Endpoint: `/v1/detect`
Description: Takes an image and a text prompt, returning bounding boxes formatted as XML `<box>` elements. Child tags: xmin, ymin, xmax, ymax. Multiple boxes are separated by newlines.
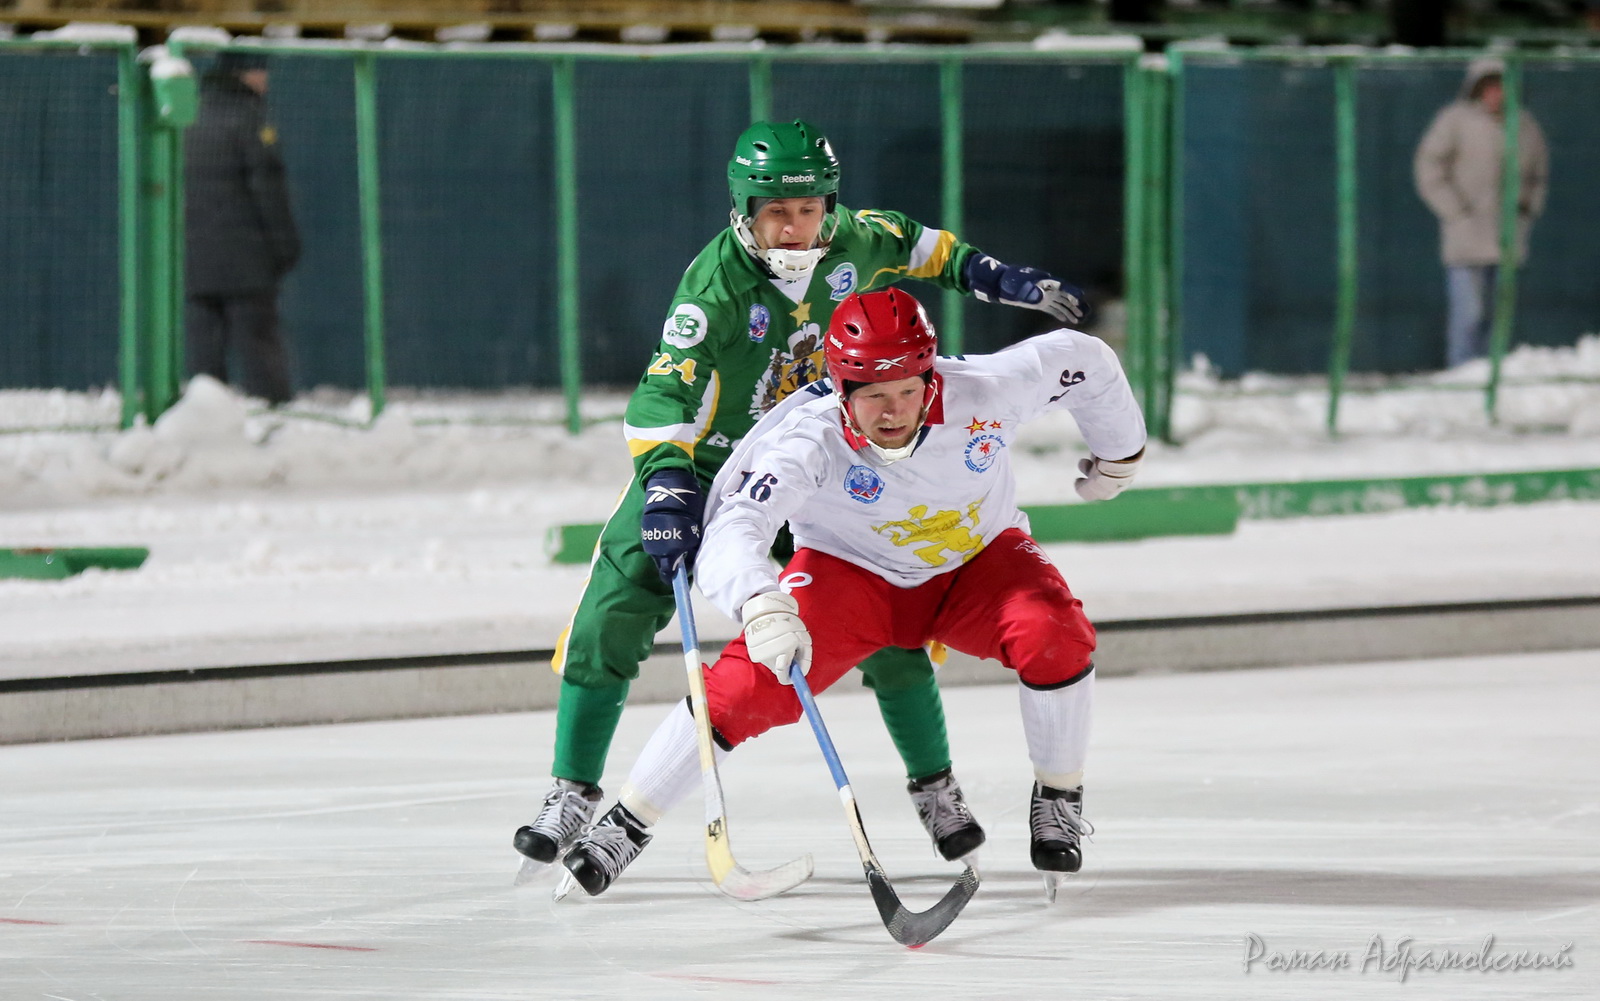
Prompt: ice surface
<box><xmin>2</xmin><ymin>651</ymin><xmax>1595</xmax><ymax>1000</ymax></box>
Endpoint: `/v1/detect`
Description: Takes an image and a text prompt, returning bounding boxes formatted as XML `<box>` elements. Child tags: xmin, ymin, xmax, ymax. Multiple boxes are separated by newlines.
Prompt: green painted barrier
<box><xmin>545</xmin><ymin>523</ymin><xmax>603</xmax><ymax>565</ymax></box>
<box><xmin>1</xmin><ymin>547</ymin><xmax>149</xmax><ymax>580</ymax></box>
<box><xmin>1225</xmin><ymin>466</ymin><xmax>1600</xmax><ymax>520</ymax></box>
<box><xmin>543</xmin><ymin>466</ymin><xmax>1600</xmax><ymax>565</ymax></box>
<box><xmin>1025</xmin><ymin>492</ymin><xmax>1239</xmax><ymax>544</ymax></box>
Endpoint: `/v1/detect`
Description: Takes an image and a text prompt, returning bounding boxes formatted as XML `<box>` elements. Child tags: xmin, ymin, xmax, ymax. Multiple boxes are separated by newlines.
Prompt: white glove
<box><xmin>741</xmin><ymin>590</ymin><xmax>812</xmax><ymax>685</ymax></box>
<box><xmin>1074</xmin><ymin>449</ymin><xmax>1143</xmax><ymax>501</ymax></box>
<box><xmin>1027</xmin><ymin>278</ymin><xmax>1088</xmax><ymax>326</ymax></box>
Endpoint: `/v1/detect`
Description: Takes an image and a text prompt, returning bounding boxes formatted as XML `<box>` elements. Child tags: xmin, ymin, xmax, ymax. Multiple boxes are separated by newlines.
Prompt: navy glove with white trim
<box><xmin>963</xmin><ymin>253</ymin><xmax>1087</xmax><ymax>326</ymax></box>
<box><xmin>640</xmin><ymin>468</ymin><xmax>704</xmax><ymax>583</ymax></box>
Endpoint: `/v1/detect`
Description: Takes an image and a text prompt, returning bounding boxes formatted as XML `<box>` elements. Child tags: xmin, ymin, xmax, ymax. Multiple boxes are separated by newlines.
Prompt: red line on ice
<box><xmin>0</xmin><ymin>918</ymin><xmax>61</xmax><ymax>925</ymax></box>
<box><xmin>244</xmin><ymin>939</ymin><xmax>379</xmax><ymax>952</ymax></box>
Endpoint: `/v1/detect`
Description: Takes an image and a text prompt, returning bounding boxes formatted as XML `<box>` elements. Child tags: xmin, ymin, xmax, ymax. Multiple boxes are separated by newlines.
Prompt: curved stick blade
<box><xmin>713</xmin><ymin>845</ymin><xmax>816</xmax><ymax>901</ymax></box>
<box><xmin>865</xmin><ymin>862</ymin><xmax>980</xmax><ymax>948</ymax></box>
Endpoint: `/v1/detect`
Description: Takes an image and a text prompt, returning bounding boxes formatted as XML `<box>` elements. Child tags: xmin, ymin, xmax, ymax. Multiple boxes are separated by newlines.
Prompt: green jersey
<box><xmin>623</xmin><ymin>205</ymin><xmax>976</xmax><ymax>483</ymax></box>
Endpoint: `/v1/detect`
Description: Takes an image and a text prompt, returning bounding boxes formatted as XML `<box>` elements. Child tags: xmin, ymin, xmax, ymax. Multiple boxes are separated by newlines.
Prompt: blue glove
<box><xmin>963</xmin><ymin>253</ymin><xmax>1087</xmax><ymax>326</ymax></box>
<box><xmin>640</xmin><ymin>468</ymin><xmax>705</xmax><ymax>583</ymax></box>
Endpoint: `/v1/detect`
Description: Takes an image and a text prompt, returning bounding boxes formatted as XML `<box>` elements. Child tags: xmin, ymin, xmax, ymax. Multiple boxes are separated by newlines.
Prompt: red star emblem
<box><xmin>964</xmin><ymin>417</ymin><xmax>986</xmax><ymax>434</ymax></box>
<box><xmin>988</xmin><ymin>420</ymin><xmax>1003</xmax><ymax>430</ymax></box>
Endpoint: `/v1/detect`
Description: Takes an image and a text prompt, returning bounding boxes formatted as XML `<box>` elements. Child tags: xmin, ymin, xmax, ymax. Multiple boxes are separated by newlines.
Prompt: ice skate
<box><xmin>908</xmin><ymin>767</ymin><xmax>987</xmax><ymax>863</ymax></box>
<box><xmin>512</xmin><ymin>778</ymin><xmax>602</xmax><ymax>884</ymax></box>
<box><xmin>1030</xmin><ymin>782</ymin><xmax>1092</xmax><ymax>902</ymax></box>
<box><xmin>556</xmin><ymin>803</ymin><xmax>653</xmax><ymax>898</ymax></box>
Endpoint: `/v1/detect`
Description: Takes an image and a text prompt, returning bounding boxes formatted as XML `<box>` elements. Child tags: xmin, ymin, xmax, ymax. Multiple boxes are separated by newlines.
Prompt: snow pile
<box><xmin>3</xmin><ymin>336</ymin><xmax>1599</xmax><ymax>510</ymax></box>
<box><xmin>0</xmin><ymin>376</ymin><xmax>635</xmax><ymax>508</ymax></box>
<box><xmin>1167</xmin><ymin>334</ymin><xmax>1600</xmax><ymax>445</ymax></box>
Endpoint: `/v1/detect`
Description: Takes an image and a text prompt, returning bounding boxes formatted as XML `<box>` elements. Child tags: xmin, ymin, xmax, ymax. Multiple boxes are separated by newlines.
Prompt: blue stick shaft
<box><xmin>670</xmin><ymin>566</ymin><xmax>698</xmax><ymax>654</ymax></box>
<box><xmin>791</xmin><ymin>664</ymin><xmax>851</xmax><ymax>792</ymax></box>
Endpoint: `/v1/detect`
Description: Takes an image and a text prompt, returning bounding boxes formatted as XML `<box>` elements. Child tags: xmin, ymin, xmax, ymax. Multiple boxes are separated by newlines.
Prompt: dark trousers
<box><xmin>185</xmin><ymin>292</ymin><xmax>292</xmax><ymax>405</ymax></box>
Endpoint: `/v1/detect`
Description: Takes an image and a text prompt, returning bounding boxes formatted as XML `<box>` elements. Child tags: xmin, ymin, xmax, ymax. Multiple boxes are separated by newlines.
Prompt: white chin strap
<box><xmin>867</xmin><ymin>438</ymin><xmax>918</xmax><ymax>464</ymax></box>
<box><xmin>732</xmin><ymin>210</ymin><xmax>838</xmax><ymax>278</ymax></box>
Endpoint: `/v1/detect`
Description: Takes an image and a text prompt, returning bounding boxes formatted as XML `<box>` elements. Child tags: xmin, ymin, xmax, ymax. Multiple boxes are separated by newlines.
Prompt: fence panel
<box><xmin>574</xmin><ymin>58</ymin><xmax>750</xmax><ymax>387</ymax></box>
<box><xmin>1178</xmin><ymin>49</ymin><xmax>1600</xmax><ymax>380</ymax></box>
<box><xmin>0</xmin><ymin>46</ymin><xmax>123</xmax><ymax>391</ymax></box>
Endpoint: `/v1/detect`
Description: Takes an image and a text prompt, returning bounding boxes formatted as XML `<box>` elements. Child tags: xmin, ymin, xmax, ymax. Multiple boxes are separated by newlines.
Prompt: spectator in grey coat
<box><xmin>184</xmin><ymin>51</ymin><xmax>300</xmax><ymax>404</ymax></box>
<box><xmin>1413</xmin><ymin>57</ymin><xmax>1549</xmax><ymax>369</ymax></box>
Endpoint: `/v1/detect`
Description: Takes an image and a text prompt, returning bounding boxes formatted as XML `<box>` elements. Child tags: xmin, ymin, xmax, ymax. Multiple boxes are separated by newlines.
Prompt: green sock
<box><xmin>550</xmin><ymin>678</ymin><xmax>630</xmax><ymax>787</ymax></box>
<box><xmin>860</xmin><ymin>647</ymin><xmax>952</xmax><ymax>782</ymax></box>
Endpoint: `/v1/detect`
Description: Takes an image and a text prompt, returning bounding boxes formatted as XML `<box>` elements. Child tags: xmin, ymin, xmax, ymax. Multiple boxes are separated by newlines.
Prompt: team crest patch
<box><xmin>663</xmin><ymin>303</ymin><xmax>709</xmax><ymax>350</ymax></box>
<box><xmin>748</xmin><ymin>303</ymin><xmax>770</xmax><ymax>342</ymax></box>
<box><xmin>825</xmin><ymin>263</ymin><xmax>858</xmax><ymax>301</ymax></box>
<box><xmin>964</xmin><ymin>434</ymin><xmax>1006</xmax><ymax>473</ymax></box>
<box><xmin>844</xmin><ymin>464</ymin><xmax>885</xmax><ymax>504</ymax></box>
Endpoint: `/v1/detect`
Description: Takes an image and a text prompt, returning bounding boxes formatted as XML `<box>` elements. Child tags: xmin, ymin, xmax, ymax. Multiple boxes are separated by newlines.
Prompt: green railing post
<box><xmin>1122</xmin><ymin>59</ymin><xmax>1149</xmax><ymax>408</ymax></box>
<box><xmin>748</xmin><ymin>54</ymin><xmax>772</xmax><ymax>122</ymax></box>
<box><xmin>553</xmin><ymin>57</ymin><xmax>582</xmax><ymax>434</ymax></box>
<box><xmin>137</xmin><ymin>88</ymin><xmax>182</xmax><ymax>421</ymax></box>
<box><xmin>1486</xmin><ymin>52</ymin><xmax>1523</xmax><ymax>423</ymax></box>
<box><xmin>1163</xmin><ymin>48</ymin><xmax>1187</xmax><ymax>445</ymax></box>
<box><xmin>939</xmin><ymin>56</ymin><xmax>964</xmax><ymax>355</ymax></box>
<box><xmin>116</xmin><ymin>46</ymin><xmax>142</xmax><ymax>428</ymax></box>
<box><xmin>1326</xmin><ymin>57</ymin><xmax>1359</xmax><ymax>437</ymax></box>
<box><xmin>1145</xmin><ymin>58</ymin><xmax>1174</xmax><ymax>442</ymax></box>
<box><xmin>353</xmin><ymin>51</ymin><xmax>388</xmax><ymax>420</ymax></box>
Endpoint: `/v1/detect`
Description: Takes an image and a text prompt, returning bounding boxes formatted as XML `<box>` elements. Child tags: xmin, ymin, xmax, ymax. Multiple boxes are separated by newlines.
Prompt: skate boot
<box><xmin>513</xmin><ymin>778</ymin><xmax>603</xmax><ymax>864</ymax></box>
<box><xmin>908</xmin><ymin>767</ymin><xmax>987</xmax><ymax>862</ymax></box>
<box><xmin>557</xmin><ymin>803</ymin><xmax>653</xmax><ymax>898</ymax></box>
<box><xmin>1029</xmin><ymin>782</ymin><xmax>1092</xmax><ymax>902</ymax></box>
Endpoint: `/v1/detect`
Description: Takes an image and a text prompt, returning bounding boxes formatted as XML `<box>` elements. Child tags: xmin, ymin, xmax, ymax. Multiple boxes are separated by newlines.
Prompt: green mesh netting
<box><xmin>1179</xmin><ymin>54</ymin><xmax>1600</xmax><ymax>377</ymax></box>
<box><xmin>0</xmin><ymin>48</ymin><xmax>121</xmax><ymax>390</ymax></box>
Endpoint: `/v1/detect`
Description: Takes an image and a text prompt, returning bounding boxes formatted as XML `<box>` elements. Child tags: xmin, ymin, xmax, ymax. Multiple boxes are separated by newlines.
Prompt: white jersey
<box><xmin>697</xmin><ymin>329</ymin><xmax>1147</xmax><ymax>621</ymax></box>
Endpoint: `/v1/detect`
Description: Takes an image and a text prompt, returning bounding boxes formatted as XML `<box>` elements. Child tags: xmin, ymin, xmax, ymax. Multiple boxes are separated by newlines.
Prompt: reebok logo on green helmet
<box><xmin>727</xmin><ymin>119</ymin><xmax>841</xmax><ymax>216</ymax></box>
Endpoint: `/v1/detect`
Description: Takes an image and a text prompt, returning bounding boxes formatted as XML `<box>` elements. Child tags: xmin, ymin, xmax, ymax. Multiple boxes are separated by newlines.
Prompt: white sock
<box><xmin>618</xmin><ymin>699</ymin><xmax>726</xmax><ymax>827</ymax></box>
<box><xmin>1018</xmin><ymin>673</ymin><xmax>1093</xmax><ymax>790</ymax></box>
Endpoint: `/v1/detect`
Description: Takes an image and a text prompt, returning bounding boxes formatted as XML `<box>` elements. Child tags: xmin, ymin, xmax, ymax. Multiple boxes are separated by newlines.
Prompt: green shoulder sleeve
<box><xmin>842</xmin><ymin>207</ymin><xmax>978</xmax><ymax>294</ymax></box>
<box><xmin>623</xmin><ymin>290</ymin><xmax>736</xmax><ymax>483</ymax></box>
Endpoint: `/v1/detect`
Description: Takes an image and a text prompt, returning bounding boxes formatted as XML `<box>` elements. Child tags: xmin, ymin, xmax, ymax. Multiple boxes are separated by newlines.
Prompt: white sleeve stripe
<box><xmin>624</xmin><ymin>420</ymin><xmax>699</xmax><ymax>442</ymax></box>
<box><xmin>907</xmin><ymin>226</ymin><xmax>945</xmax><ymax>274</ymax></box>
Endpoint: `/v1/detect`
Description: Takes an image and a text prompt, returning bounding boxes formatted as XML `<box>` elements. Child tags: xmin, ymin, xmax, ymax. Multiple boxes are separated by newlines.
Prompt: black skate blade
<box><xmin>866</xmin><ymin>862</ymin><xmax>979</xmax><ymax>948</ymax></box>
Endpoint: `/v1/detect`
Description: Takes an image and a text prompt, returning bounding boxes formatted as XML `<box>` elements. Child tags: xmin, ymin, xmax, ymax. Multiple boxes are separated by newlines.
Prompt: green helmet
<box><xmin>727</xmin><ymin>119</ymin><xmax>841</xmax><ymax>217</ymax></box>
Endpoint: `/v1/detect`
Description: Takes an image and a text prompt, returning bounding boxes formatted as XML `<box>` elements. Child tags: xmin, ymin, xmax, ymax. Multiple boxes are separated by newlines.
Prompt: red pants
<box><xmin>703</xmin><ymin>528</ymin><xmax>1096</xmax><ymax>746</ymax></box>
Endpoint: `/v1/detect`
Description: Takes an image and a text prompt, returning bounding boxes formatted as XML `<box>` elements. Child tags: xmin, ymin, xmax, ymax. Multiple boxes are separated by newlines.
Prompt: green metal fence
<box><xmin>4</xmin><ymin>37</ymin><xmax>1597</xmax><ymax>440</ymax></box>
<box><xmin>1171</xmin><ymin>44</ymin><xmax>1600</xmax><ymax>432</ymax></box>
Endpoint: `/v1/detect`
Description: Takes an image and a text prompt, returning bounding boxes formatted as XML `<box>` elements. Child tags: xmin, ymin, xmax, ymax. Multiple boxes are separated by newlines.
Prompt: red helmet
<box><xmin>825</xmin><ymin>289</ymin><xmax>937</xmax><ymax>387</ymax></box>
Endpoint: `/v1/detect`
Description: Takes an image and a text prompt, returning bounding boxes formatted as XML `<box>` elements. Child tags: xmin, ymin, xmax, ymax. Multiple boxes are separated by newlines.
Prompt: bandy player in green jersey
<box><xmin>514</xmin><ymin>120</ymin><xmax>1088</xmax><ymax>870</ymax></box>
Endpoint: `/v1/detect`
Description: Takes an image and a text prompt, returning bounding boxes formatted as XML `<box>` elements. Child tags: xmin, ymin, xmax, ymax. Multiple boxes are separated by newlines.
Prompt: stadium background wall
<box><xmin>1</xmin><ymin>41</ymin><xmax>1596</xmax><ymax>427</ymax></box>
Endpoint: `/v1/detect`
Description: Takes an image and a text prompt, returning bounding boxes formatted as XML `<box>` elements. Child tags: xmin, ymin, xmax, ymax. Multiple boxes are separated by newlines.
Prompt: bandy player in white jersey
<box><xmin>556</xmin><ymin>287</ymin><xmax>1147</xmax><ymax>898</ymax></box>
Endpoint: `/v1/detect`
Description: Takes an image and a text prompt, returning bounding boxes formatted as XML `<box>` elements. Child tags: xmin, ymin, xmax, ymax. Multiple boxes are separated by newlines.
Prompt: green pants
<box><xmin>550</xmin><ymin>476</ymin><xmax>951</xmax><ymax>786</ymax></box>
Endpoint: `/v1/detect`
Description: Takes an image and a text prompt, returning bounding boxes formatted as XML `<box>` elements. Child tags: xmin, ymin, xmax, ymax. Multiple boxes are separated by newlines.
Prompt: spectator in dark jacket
<box><xmin>185</xmin><ymin>51</ymin><xmax>299</xmax><ymax>404</ymax></box>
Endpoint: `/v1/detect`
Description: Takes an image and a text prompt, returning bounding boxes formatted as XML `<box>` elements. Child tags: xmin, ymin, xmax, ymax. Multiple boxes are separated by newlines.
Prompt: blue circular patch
<box><xmin>748</xmin><ymin>303</ymin><xmax>771</xmax><ymax>342</ymax></box>
<box><xmin>844</xmin><ymin>463</ymin><xmax>885</xmax><ymax>504</ymax></box>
